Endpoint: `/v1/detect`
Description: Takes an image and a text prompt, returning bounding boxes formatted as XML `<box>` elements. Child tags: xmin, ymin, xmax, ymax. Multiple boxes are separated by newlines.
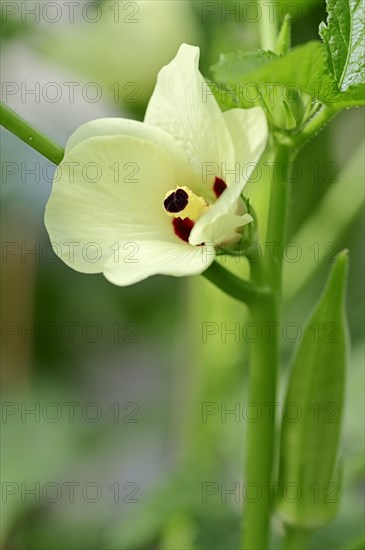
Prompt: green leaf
<box><xmin>276</xmin><ymin>252</ymin><xmax>349</xmax><ymax>528</ymax></box>
<box><xmin>212</xmin><ymin>42</ymin><xmax>364</xmax><ymax>116</ymax></box>
<box><xmin>212</xmin><ymin>46</ymin><xmax>317</xmax><ymax>128</ymax></box>
<box><xmin>319</xmin><ymin>0</ymin><xmax>365</xmax><ymax>91</ymax></box>
<box><xmin>213</xmin><ymin>42</ymin><xmax>358</xmax><ymax>103</ymax></box>
<box><xmin>214</xmin><ymin>49</ymin><xmax>279</xmax><ymax>76</ymax></box>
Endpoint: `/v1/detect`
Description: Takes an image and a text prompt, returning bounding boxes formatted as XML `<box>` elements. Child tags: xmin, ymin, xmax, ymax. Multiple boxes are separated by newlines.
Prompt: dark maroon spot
<box><xmin>164</xmin><ymin>188</ymin><xmax>189</xmax><ymax>213</ymax></box>
<box><xmin>172</xmin><ymin>217</ymin><xmax>194</xmax><ymax>243</ymax></box>
<box><xmin>213</xmin><ymin>177</ymin><xmax>227</xmax><ymax>198</ymax></box>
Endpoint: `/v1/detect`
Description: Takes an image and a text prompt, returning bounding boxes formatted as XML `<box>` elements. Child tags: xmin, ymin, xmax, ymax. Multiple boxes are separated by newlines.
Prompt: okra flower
<box><xmin>45</xmin><ymin>44</ymin><xmax>268</xmax><ymax>286</ymax></box>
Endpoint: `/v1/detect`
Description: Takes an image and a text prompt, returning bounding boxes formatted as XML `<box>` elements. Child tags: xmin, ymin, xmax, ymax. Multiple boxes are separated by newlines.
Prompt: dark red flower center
<box><xmin>213</xmin><ymin>177</ymin><xmax>227</xmax><ymax>198</ymax></box>
<box><xmin>172</xmin><ymin>217</ymin><xmax>194</xmax><ymax>243</ymax></box>
<box><xmin>163</xmin><ymin>183</ymin><xmax>225</xmax><ymax>244</ymax></box>
<box><xmin>163</xmin><ymin>188</ymin><xmax>189</xmax><ymax>213</ymax></box>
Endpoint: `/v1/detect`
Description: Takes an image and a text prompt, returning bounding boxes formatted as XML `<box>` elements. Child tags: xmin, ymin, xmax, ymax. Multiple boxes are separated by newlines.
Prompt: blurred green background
<box><xmin>1</xmin><ymin>1</ymin><xmax>364</xmax><ymax>549</ymax></box>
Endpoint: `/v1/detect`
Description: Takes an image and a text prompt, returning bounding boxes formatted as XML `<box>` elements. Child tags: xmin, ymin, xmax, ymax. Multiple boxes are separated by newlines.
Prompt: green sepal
<box><xmin>276</xmin><ymin>251</ymin><xmax>349</xmax><ymax>528</ymax></box>
<box><xmin>276</xmin><ymin>14</ymin><xmax>292</xmax><ymax>55</ymax></box>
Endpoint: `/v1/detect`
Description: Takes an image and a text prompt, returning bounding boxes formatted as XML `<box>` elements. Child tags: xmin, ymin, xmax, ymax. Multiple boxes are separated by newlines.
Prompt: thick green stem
<box><xmin>203</xmin><ymin>261</ymin><xmax>267</xmax><ymax>305</ymax></box>
<box><xmin>241</xmin><ymin>293</ymin><xmax>278</xmax><ymax>550</ymax></box>
<box><xmin>263</xmin><ymin>145</ymin><xmax>295</xmax><ymax>289</ymax></box>
<box><xmin>283</xmin><ymin>526</ymin><xmax>311</xmax><ymax>550</ymax></box>
<box><xmin>242</xmin><ymin>145</ymin><xmax>296</xmax><ymax>550</ymax></box>
<box><xmin>0</xmin><ymin>102</ymin><xmax>64</xmax><ymax>165</ymax></box>
<box><xmin>258</xmin><ymin>0</ymin><xmax>278</xmax><ymax>51</ymax></box>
